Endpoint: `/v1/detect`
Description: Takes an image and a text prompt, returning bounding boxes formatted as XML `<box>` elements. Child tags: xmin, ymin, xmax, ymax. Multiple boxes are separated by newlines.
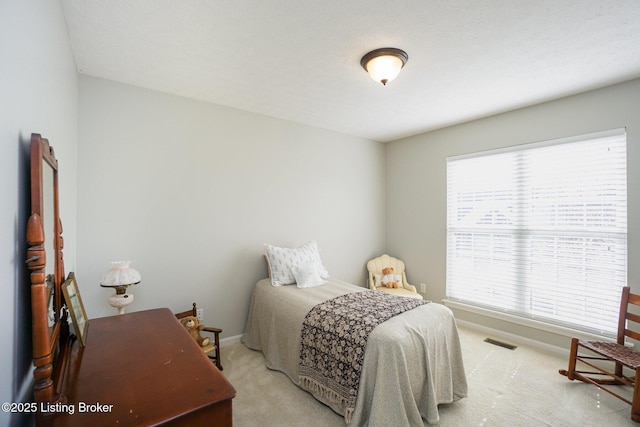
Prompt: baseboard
<box><xmin>456</xmin><ymin>319</ymin><xmax>569</xmax><ymax>358</ymax></box>
<box><xmin>220</xmin><ymin>324</ymin><xmax>569</xmax><ymax>357</ymax></box>
<box><xmin>221</xmin><ymin>324</ymin><xmax>569</xmax><ymax>358</ymax></box>
<box><xmin>220</xmin><ymin>334</ymin><xmax>243</xmax><ymax>347</ymax></box>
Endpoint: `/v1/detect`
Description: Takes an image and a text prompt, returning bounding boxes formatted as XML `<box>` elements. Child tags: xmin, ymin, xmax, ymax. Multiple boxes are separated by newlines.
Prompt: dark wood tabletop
<box><xmin>42</xmin><ymin>308</ymin><xmax>235</xmax><ymax>426</ymax></box>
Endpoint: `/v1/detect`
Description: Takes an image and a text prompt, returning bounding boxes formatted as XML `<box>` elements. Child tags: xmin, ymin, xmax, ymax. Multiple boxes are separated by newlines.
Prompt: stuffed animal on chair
<box><xmin>180</xmin><ymin>316</ymin><xmax>210</xmax><ymax>348</ymax></box>
<box><xmin>381</xmin><ymin>267</ymin><xmax>401</xmax><ymax>289</ymax></box>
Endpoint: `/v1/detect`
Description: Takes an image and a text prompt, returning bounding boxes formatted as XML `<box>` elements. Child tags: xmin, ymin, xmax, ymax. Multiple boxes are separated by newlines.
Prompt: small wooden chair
<box><xmin>559</xmin><ymin>286</ymin><xmax>640</xmax><ymax>422</ymax></box>
<box><xmin>366</xmin><ymin>254</ymin><xmax>423</xmax><ymax>299</ymax></box>
<box><xmin>175</xmin><ymin>303</ymin><xmax>223</xmax><ymax>370</ymax></box>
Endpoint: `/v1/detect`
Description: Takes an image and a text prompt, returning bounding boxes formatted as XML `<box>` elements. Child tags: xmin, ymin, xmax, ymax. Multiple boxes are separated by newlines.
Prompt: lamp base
<box><xmin>108</xmin><ymin>292</ymin><xmax>134</xmax><ymax>315</ymax></box>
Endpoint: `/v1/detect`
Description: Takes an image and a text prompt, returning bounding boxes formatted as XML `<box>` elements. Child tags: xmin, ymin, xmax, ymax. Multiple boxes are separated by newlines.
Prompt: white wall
<box><xmin>4</xmin><ymin>1</ymin><xmax>639</xmax><ymax>413</ymax></box>
<box><xmin>386</xmin><ymin>78</ymin><xmax>640</xmax><ymax>348</ymax></box>
<box><xmin>0</xmin><ymin>0</ymin><xmax>78</xmax><ymax>425</ymax></box>
<box><xmin>76</xmin><ymin>76</ymin><xmax>386</xmax><ymax>337</ymax></box>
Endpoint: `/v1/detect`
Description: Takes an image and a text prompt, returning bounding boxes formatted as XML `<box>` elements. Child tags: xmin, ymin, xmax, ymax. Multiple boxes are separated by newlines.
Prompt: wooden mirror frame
<box><xmin>26</xmin><ymin>133</ymin><xmax>69</xmax><ymax>405</ymax></box>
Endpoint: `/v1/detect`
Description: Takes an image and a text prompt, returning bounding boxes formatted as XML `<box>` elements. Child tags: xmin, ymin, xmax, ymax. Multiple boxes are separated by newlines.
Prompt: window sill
<box><xmin>442</xmin><ymin>299</ymin><xmax>615</xmax><ymax>343</ymax></box>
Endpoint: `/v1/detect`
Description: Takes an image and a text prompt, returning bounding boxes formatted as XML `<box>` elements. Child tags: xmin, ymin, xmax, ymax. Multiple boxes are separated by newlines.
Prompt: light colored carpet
<box><xmin>220</xmin><ymin>326</ymin><xmax>636</xmax><ymax>426</ymax></box>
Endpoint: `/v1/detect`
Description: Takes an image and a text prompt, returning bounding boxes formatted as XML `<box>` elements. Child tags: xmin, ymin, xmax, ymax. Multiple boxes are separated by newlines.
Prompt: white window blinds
<box><xmin>446</xmin><ymin>129</ymin><xmax>627</xmax><ymax>337</ymax></box>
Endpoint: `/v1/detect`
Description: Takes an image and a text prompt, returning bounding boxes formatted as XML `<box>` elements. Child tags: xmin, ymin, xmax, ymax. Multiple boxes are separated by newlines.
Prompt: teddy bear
<box><xmin>381</xmin><ymin>267</ymin><xmax>401</xmax><ymax>289</ymax></box>
<box><xmin>180</xmin><ymin>315</ymin><xmax>210</xmax><ymax>348</ymax></box>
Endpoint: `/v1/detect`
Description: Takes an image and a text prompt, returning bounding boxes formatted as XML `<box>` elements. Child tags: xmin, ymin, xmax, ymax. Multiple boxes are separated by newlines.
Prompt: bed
<box><xmin>242</xmin><ymin>276</ymin><xmax>468</xmax><ymax>426</ymax></box>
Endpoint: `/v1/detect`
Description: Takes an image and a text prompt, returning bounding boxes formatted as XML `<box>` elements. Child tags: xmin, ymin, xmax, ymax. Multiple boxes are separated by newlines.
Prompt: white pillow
<box><xmin>293</xmin><ymin>261</ymin><xmax>327</xmax><ymax>288</ymax></box>
<box><xmin>264</xmin><ymin>240</ymin><xmax>328</xmax><ymax>286</ymax></box>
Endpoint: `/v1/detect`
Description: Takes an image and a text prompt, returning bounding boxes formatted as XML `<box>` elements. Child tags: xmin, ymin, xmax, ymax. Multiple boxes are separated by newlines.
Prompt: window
<box><xmin>446</xmin><ymin>129</ymin><xmax>627</xmax><ymax>337</ymax></box>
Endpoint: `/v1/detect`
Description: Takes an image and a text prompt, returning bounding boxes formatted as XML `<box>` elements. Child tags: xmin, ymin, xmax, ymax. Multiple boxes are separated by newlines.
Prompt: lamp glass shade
<box><xmin>364</xmin><ymin>54</ymin><xmax>404</xmax><ymax>85</ymax></box>
<box><xmin>99</xmin><ymin>261</ymin><xmax>141</xmax><ymax>287</ymax></box>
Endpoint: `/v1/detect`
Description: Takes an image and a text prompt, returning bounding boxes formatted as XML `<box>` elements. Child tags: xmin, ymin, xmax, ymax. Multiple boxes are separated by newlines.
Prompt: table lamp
<box><xmin>99</xmin><ymin>261</ymin><xmax>141</xmax><ymax>314</ymax></box>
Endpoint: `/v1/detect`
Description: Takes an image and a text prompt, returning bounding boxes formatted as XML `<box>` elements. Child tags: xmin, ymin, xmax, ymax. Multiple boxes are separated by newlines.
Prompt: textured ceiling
<box><xmin>61</xmin><ymin>0</ymin><xmax>640</xmax><ymax>142</ymax></box>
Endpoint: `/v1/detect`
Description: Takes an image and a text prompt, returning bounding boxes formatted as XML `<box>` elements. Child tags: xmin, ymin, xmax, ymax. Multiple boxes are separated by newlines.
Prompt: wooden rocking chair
<box><xmin>175</xmin><ymin>302</ymin><xmax>223</xmax><ymax>370</ymax></box>
<box><xmin>559</xmin><ymin>286</ymin><xmax>640</xmax><ymax>423</ymax></box>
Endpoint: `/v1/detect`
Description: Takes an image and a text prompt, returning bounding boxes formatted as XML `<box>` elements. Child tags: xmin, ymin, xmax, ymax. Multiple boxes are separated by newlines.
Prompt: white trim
<box><xmin>220</xmin><ymin>334</ymin><xmax>243</xmax><ymax>347</ymax></box>
<box><xmin>455</xmin><ymin>318</ymin><xmax>568</xmax><ymax>358</ymax></box>
<box><xmin>447</xmin><ymin>127</ymin><xmax>626</xmax><ymax>161</ymax></box>
<box><xmin>444</xmin><ymin>299</ymin><xmax>617</xmax><ymax>343</ymax></box>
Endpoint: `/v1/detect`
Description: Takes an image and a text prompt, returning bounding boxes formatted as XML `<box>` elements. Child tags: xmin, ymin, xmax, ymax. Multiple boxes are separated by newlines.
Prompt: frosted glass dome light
<box><xmin>361</xmin><ymin>48</ymin><xmax>408</xmax><ymax>85</ymax></box>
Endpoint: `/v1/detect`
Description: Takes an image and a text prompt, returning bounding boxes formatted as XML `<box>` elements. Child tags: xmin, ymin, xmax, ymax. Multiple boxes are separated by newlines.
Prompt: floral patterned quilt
<box><xmin>298</xmin><ymin>291</ymin><xmax>427</xmax><ymax>423</ymax></box>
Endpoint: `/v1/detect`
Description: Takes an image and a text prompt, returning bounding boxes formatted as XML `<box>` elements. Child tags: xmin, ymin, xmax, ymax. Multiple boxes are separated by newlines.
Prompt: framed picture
<box><xmin>62</xmin><ymin>272</ymin><xmax>88</xmax><ymax>346</ymax></box>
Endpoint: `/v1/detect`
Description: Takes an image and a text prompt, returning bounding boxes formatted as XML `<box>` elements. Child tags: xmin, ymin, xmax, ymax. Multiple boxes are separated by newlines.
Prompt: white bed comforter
<box><xmin>241</xmin><ymin>277</ymin><xmax>467</xmax><ymax>426</ymax></box>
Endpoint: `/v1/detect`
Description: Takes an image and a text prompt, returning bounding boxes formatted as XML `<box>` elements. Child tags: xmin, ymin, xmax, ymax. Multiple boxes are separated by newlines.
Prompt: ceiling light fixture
<box><xmin>360</xmin><ymin>47</ymin><xmax>408</xmax><ymax>86</ymax></box>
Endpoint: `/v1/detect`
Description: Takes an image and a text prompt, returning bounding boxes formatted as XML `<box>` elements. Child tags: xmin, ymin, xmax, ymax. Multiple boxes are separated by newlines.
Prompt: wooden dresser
<box><xmin>41</xmin><ymin>308</ymin><xmax>236</xmax><ymax>426</ymax></box>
